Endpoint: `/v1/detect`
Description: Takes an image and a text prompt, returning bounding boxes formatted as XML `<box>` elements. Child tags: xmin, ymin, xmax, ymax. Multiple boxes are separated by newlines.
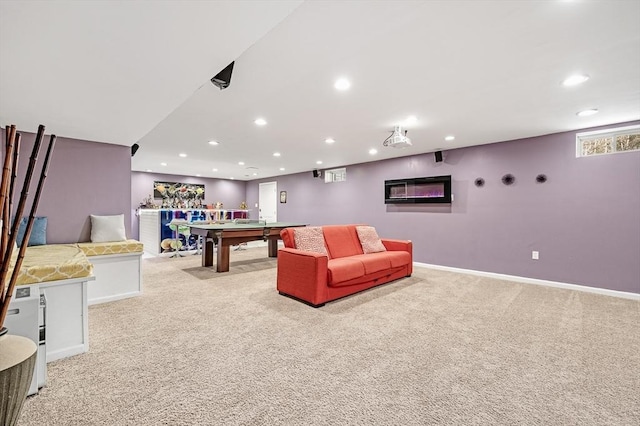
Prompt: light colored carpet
<box><xmin>18</xmin><ymin>247</ymin><xmax>640</xmax><ymax>425</ymax></box>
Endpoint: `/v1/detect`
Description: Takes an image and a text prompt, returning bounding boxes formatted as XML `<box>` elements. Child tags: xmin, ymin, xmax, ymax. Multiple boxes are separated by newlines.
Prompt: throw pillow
<box><xmin>16</xmin><ymin>216</ymin><xmax>47</xmax><ymax>247</ymax></box>
<box><xmin>293</xmin><ymin>227</ymin><xmax>328</xmax><ymax>256</ymax></box>
<box><xmin>90</xmin><ymin>214</ymin><xmax>127</xmax><ymax>243</ymax></box>
<box><xmin>356</xmin><ymin>225</ymin><xmax>387</xmax><ymax>254</ymax></box>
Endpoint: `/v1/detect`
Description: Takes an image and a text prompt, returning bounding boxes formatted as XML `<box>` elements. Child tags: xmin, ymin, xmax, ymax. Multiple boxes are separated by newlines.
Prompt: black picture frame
<box><xmin>280</xmin><ymin>191</ymin><xmax>287</xmax><ymax>203</ymax></box>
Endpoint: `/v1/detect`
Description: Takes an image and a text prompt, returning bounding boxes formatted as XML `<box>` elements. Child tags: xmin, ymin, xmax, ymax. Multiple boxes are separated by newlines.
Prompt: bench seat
<box><xmin>77</xmin><ymin>240</ymin><xmax>144</xmax><ymax>305</ymax></box>
<box><xmin>13</xmin><ymin>244</ymin><xmax>93</xmax><ymax>285</ymax></box>
<box><xmin>10</xmin><ymin>244</ymin><xmax>94</xmax><ymax>362</ymax></box>
<box><xmin>77</xmin><ymin>239</ymin><xmax>144</xmax><ymax>256</ymax></box>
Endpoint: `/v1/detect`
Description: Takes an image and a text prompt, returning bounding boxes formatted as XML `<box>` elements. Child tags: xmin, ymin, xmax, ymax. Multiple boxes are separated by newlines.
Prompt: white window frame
<box><xmin>576</xmin><ymin>124</ymin><xmax>640</xmax><ymax>158</ymax></box>
<box><xmin>324</xmin><ymin>167</ymin><xmax>346</xmax><ymax>183</ymax></box>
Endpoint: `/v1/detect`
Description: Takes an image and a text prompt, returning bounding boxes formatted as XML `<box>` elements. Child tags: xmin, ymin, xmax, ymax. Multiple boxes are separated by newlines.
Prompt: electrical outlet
<box><xmin>532</xmin><ymin>251</ymin><xmax>539</xmax><ymax>260</ymax></box>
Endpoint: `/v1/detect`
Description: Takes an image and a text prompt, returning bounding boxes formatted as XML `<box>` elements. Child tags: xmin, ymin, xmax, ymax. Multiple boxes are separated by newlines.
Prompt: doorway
<box><xmin>258</xmin><ymin>181</ymin><xmax>277</xmax><ymax>222</ymax></box>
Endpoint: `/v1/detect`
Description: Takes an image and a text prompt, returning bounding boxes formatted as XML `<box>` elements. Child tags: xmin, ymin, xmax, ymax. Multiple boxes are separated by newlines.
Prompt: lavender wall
<box><xmin>1</xmin><ymin>130</ymin><xmax>131</xmax><ymax>243</ymax></box>
<box><xmin>247</xmin><ymin>122</ymin><xmax>640</xmax><ymax>294</ymax></box>
<box><xmin>130</xmin><ymin>171</ymin><xmax>247</xmax><ymax>239</ymax></box>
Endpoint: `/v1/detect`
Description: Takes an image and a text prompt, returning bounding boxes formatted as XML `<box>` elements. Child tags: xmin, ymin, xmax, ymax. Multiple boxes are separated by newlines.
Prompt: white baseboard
<box><xmin>46</xmin><ymin>343</ymin><xmax>88</xmax><ymax>363</ymax></box>
<box><xmin>88</xmin><ymin>291</ymin><xmax>141</xmax><ymax>306</ymax></box>
<box><xmin>413</xmin><ymin>262</ymin><xmax>640</xmax><ymax>301</ymax></box>
<box><xmin>245</xmin><ymin>240</ymin><xmax>270</xmax><ymax>248</ymax></box>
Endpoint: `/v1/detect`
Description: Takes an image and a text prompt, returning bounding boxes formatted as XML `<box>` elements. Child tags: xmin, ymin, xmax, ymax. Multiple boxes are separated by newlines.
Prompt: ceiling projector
<box><xmin>383</xmin><ymin>126</ymin><xmax>412</xmax><ymax>148</ymax></box>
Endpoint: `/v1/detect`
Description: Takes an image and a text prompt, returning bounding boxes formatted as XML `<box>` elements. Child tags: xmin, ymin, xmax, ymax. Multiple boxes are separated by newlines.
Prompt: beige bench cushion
<box><xmin>77</xmin><ymin>239</ymin><xmax>143</xmax><ymax>256</ymax></box>
<box><xmin>13</xmin><ymin>244</ymin><xmax>93</xmax><ymax>285</ymax></box>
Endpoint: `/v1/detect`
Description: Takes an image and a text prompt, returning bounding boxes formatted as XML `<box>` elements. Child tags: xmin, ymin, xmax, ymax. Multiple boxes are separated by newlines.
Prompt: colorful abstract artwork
<box><xmin>154</xmin><ymin>181</ymin><xmax>205</xmax><ymax>208</ymax></box>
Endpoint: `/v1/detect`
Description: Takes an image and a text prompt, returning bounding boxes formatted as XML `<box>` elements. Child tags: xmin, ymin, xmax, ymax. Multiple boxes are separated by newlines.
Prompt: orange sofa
<box><xmin>277</xmin><ymin>225</ymin><xmax>413</xmax><ymax>307</ymax></box>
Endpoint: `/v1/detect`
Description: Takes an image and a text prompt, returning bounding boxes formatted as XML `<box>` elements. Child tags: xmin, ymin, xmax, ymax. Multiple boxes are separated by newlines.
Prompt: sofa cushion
<box><xmin>351</xmin><ymin>253</ymin><xmax>392</xmax><ymax>274</ymax></box>
<box><xmin>385</xmin><ymin>250</ymin><xmax>412</xmax><ymax>268</ymax></box>
<box><xmin>293</xmin><ymin>227</ymin><xmax>328</xmax><ymax>256</ymax></box>
<box><xmin>356</xmin><ymin>226</ymin><xmax>386</xmax><ymax>254</ymax></box>
<box><xmin>323</xmin><ymin>225</ymin><xmax>364</xmax><ymax>259</ymax></box>
<box><xmin>328</xmin><ymin>266</ymin><xmax>408</xmax><ymax>289</ymax></box>
<box><xmin>327</xmin><ymin>257</ymin><xmax>365</xmax><ymax>285</ymax></box>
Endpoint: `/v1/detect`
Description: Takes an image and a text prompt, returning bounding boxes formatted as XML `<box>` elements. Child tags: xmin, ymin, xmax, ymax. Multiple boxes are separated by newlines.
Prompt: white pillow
<box><xmin>90</xmin><ymin>214</ymin><xmax>127</xmax><ymax>243</ymax></box>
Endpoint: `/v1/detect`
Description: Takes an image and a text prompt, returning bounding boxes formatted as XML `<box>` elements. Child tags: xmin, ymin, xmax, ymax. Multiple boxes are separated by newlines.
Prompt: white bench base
<box><xmin>87</xmin><ymin>252</ymin><xmax>143</xmax><ymax>305</ymax></box>
<box><xmin>38</xmin><ymin>276</ymin><xmax>93</xmax><ymax>362</ymax></box>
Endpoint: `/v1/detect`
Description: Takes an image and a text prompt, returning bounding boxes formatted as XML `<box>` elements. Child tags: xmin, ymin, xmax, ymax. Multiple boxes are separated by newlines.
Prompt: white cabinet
<box><xmin>139</xmin><ymin>209</ymin><xmax>161</xmax><ymax>255</ymax></box>
<box><xmin>4</xmin><ymin>285</ymin><xmax>45</xmax><ymax>396</ymax></box>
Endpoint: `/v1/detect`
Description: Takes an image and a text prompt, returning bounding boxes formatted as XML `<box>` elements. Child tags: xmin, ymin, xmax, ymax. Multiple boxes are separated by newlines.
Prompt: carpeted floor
<box><xmin>18</xmin><ymin>247</ymin><xmax>640</xmax><ymax>425</ymax></box>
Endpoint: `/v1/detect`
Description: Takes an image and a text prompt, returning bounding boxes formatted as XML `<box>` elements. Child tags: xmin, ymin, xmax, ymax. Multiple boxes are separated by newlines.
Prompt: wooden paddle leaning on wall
<box><xmin>0</xmin><ymin>124</ymin><xmax>56</xmax><ymax>329</ymax></box>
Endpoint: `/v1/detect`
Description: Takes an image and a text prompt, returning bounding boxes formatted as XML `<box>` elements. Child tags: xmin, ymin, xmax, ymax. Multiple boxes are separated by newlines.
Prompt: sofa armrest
<box><xmin>382</xmin><ymin>239</ymin><xmax>413</xmax><ymax>275</ymax></box>
<box><xmin>277</xmin><ymin>248</ymin><xmax>329</xmax><ymax>306</ymax></box>
<box><xmin>381</xmin><ymin>238</ymin><xmax>412</xmax><ymax>252</ymax></box>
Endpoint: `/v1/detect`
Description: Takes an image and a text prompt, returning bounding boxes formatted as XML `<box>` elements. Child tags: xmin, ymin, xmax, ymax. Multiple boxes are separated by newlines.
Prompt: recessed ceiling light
<box><xmin>445</xmin><ymin>135</ymin><xmax>455</xmax><ymax>141</ymax></box>
<box><xmin>229</xmin><ymin>177</ymin><xmax>234</xmax><ymax>180</ymax></box>
<box><xmin>254</xmin><ymin>118</ymin><xmax>267</xmax><ymax>126</ymax></box>
<box><xmin>577</xmin><ymin>109</ymin><xmax>598</xmax><ymax>117</ymax></box>
<box><xmin>195</xmin><ymin>174</ymin><xmax>201</xmax><ymax>177</ymax></box>
<box><xmin>316</xmin><ymin>160</ymin><xmax>323</xmax><ymax>165</ymax></box>
<box><xmin>369</xmin><ymin>148</ymin><xmax>378</xmax><ymax>155</ymax></box>
<box><xmin>179</xmin><ymin>153</ymin><xmax>187</xmax><ymax>158</ymax></box>
<box><xmin>325</xmin><ymin>138</ymin><xmax>335</xmax><ymax>144</ymax></box>
<box><xmin>208</xmin><ymin>140</ymin><xmax>219</xmax><ymax>146</ymax></box>
<box><xmin>238</xmin><ymin>161</ymin><xmax>245</xmax><ymax>165</ymax></box>
<box><xmin>212</xmin><ymin>168</ymin><xmax>218</xmax><ymax>172</ymax></box>
<box><xmin>160</xmin><ymin>162</ymin><xmax>167</xmax><ymax>166</ymax></box>
<box><xmin>279</xmin><ymin>167</ymin><xmax>285</xmax><ymax>171</ymax></box>
<box><xmin>273</xmin><ymin>152</ymin><xmax>281</xmax><ymax>157</ymax></box>
<box><xmin>252</xmin><ymin>173</ymin><xmax>258</xmax><ymax>176</ymax></box>
<box><xmin>334</xmin><ymin>78</ymin><xmax>351</xmax><ymax>91</ymax></box>
<box><xmin>406</xmin><ymin>115</ymin><xmax>418</xmax><ymax>125</ymax></box>
<box><xmin>146</xmin><ymin>169</ymin><xmax>152</xmax><ymax>172</ymax></box>
<box><xmin>563</xmin><ymin>74</ymin><xmax>590</xmax><ymax>86</ymax></box>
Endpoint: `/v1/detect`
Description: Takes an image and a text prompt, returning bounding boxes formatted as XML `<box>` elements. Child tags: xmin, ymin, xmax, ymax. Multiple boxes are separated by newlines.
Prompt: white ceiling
<box><xmin>2</xmin><ymin>1</ymin><xmax>639</xmax><ymax>181</ymax></box>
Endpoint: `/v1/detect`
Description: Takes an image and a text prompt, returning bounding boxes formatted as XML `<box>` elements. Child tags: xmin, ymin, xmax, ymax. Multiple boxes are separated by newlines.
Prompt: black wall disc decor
<box><xmin>501</xmin><ymin>174</ymin><xmax>515</xmax><ymax>185</ymax></box>
<box><xmin>536</xmin><ymin>174</ymin><xmax>548</xmax><ymax>183</ymax></box>
<box><xmin>474</xmin><ymin>178</ymin><xmax>485</xmax><ymax>187</ymax></box>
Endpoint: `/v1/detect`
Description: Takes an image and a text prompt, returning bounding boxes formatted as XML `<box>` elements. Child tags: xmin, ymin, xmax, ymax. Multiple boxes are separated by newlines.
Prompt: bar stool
<box><xmin>168</xmin><ymin>219</ymin><xmax>188</xmax><ymax>258</ymax></box>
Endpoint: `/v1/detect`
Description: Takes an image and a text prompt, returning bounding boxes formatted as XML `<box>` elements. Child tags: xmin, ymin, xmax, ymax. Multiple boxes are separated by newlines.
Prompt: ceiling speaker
<box><xmin>131</xmin><ymin>143</ymin><xmax>139</xmax><ymax>157</ymax></box>
<box><xmin>210</xmin><ymin>61</ymin><xmax>235</xmax><ymax>90</ymax></box>
<box><xmin>434</xmin><ymin>151</ymin><xmax>443</xmax><ymax>162</ymax></box>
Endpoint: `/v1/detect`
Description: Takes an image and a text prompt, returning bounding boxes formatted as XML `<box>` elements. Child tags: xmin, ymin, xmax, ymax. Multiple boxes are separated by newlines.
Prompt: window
<box><xmin>324</xmin><ymin>167</ymin><xmax>346</xmax><ymax>183</ymax></box>
<box><xmin>576</xmin><ymin>125</ymin><xmax>640</xmax><ymax>157</ymax></box>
